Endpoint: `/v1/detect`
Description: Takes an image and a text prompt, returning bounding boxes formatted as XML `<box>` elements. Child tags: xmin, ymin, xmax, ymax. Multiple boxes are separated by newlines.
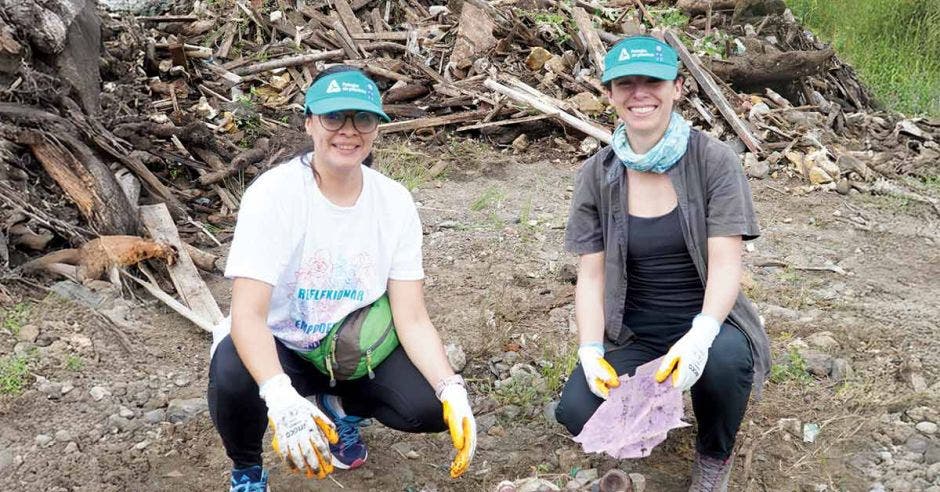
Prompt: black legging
<box><xmin>208</xmin><ymin>335</ymin><xmax>446</xmax><ymax>469</ymax></box>
<box><xmin>555</xmin><ymin>311</ymin><xmax>753</xmax><ymax>460</ymax></box>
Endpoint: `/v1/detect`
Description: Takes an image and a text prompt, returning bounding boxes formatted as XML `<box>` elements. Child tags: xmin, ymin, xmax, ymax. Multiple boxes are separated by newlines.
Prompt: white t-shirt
<box><xmin>210</xmin><ymin>153</ymin><xmax>424</xmax><ymax>356</ymax></box>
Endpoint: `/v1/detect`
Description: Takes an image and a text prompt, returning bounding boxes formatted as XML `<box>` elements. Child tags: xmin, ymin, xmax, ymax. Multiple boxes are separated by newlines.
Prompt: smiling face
<box><xmin>304</xmin><ymin>111</ymin><xmax>378</xmax><ymax>172</ymax></box>
<box><xmin>608</xmin><ymin>75</ymin><xmax>683</xmax><ymax>138</ymax></box>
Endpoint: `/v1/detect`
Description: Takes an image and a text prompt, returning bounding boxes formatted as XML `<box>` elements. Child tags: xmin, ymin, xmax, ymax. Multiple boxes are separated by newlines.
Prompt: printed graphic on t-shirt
<box><xmin>272</xmin><ymin>249</ymin><xmax>376</xmax><ymax>351</ymax></box>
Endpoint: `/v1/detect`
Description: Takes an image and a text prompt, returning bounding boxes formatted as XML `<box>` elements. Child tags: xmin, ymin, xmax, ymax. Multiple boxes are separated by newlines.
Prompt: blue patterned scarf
<box><xmin>612</xmin><ymin>112</ymin><xmax>691</xmax><ymax>174</ymax></box>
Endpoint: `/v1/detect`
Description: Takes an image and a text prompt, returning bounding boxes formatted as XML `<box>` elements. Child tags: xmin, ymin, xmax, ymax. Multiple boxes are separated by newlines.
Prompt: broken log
<box><xmin>571</xmin><ymin>7</ymin><xmax>608</xmax><ymax>78</ymax></box>
<box><xmin>18</xmin><ymin>235</ymin><xmax>176</xmax><ymax>282</ymax></box>
<box><xmin>708</xmin><ymin>49</ymin><xmax>835</xmax><ymax>85</ymax></box>
<box><xmin>378</xmin><ymin>110</ymin><xmax>491</xmax><ymax>134</ymax></box>
<box><xmin>676</xmin><ymin>0</ymin><xmax>737</xmax><ymax>15</ymax></box>
<box><xmin>484</xmin><ymin>78</ymin><xmax>613</xmax><ymax>143</ymax></box>
<box><xmin>139</xmin><ymin>203</ymin><xmax>224</xmax><ymax>325</ymax></box>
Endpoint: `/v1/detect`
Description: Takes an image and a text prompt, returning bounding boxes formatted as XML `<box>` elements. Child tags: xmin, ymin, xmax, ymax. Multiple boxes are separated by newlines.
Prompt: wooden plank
<box><xmin>571</xmin><ymin>7</ymin><xmax>607</xmax><ymax>77</ymax></box>
<box><xmin>139</xmin><ymin>204</ymin><xmax>224</xmax><ymax>326</ymax></box>
<box><xmin>378</xmin><ymin>110</ymin><xmax>490</xmax><ymax>133</ymax></box>
<box><xmin>122</xmin><ymin>270</ymin><xmax>214</xmax><ymax>333</ymax></box>
<box><xmin>662</xmin><ymin>30</ymin><xmax>763</xmax><ymax>154</ymax></box>
<box><xmin>484</xmin><ymin>78</ymin><xmax>613</xmax><ymax>143</ymax></box>
<box><xmin>456</xmin><ymin>113</ymin><xmax>552</xmax><ymax>132</ymax></box>
<box><xmin>334</xmin><ymin>0</ymin><xmax>365</xmax><ymax>35</ymax></box>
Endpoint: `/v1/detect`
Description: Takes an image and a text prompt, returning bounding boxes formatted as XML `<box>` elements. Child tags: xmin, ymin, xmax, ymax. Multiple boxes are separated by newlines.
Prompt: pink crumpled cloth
<box><xmin>573</xmin><ymin>356</ymin><xmax>689</xmax><ymax>459</ymax></box>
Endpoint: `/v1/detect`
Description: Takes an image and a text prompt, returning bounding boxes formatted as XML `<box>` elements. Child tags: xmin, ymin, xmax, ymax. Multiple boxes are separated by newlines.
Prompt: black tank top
<box><xmin>624</xmin><ymin>207</ymin><xmax>705</xmax><ymax>315</ymax></box>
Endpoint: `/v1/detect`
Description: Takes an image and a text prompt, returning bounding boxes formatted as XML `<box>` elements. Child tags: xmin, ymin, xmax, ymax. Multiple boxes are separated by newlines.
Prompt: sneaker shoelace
<box><xmin>695</xmin><ymin>455</ymin><xmax>729</xmax><ymax>490</ymax></box>
<box><xmin>231</xmin><ymin>475</ymin><xmax>267</xmax><ymax>492</ymax></box>
<box><xmin>334</xmin><ymin>415</ymin><xmax>365</xmax><ymax>448</ymax></box>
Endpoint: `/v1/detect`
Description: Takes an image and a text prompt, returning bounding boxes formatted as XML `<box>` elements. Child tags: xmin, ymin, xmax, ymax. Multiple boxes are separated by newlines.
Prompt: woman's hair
<box><xmin>292</xmin><ymin>64</ymin><xmax>376</xmax><ymax>168</ymax></box>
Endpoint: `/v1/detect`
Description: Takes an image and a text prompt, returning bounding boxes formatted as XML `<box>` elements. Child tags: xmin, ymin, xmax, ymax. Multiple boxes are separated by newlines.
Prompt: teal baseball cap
<box><xmin>602</xmin><ymin>36</ymin><xmax>679</xmax><ymax>83</ymax></box>
<box><xmin>304</xmin><ymin>70</ymin><xmax>390</xmax><ymax>122</ymax></box>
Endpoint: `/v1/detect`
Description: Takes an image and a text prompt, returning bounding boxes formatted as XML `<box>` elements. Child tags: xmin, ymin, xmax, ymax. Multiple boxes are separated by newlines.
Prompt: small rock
<box><xmin>568</xmin><ymin>92</ymin><xmax>605</xmax><ymax>114</ymax></box>
<box><xmin>898</xmin><ymin>358</ymin><xmax>928</xmax><ymax>392</ymax></box>
<box><xmin>543</xmin><ymin>400</ymin><xmax>559</xmax><ymax>425</ymax></box>
<box><xmin>172</xmin><ymin>376</ymin><xmax>190</xmax><ymax>387</ymax></box>
<box><xmin>515</xmin><ymin>477</ymin><xmax>561</xmax><ymax>492</ymax></box>
<box><xmin>17</xmin><ymin>324</ymin><xmax>39</xmax><ymax>343</ymax></box>
<box><xmin>580</xmin><ymin>137</ymin><xmax>600</xmax><ymax>155</ymax></box>
<box><xmin>64</xmin><ymin>442</ymin><xmax>79</xmax><ymax>454</ymax></box>
<box><xmin>89</xmin><ymin>385</ymin><xmax>111</xmax><ymax>402</ymax></box>
<box><xmin>574</xmin><ymin>468</ymin><xmax>598</xmax><ymax>483</ymax></box>
<box><xmin>836</xmin><ymin>179</ymin><xmax>852</xmax><ymax>195</ymax></box>
<box><xmin>509</xmin><ymin>363</ymin><xmax>537</xmax><ymax>380</ymax></box>
<box><xmin>0</xmin><ymin>448</ymin><xmax>12</xmax><ymax>473</ymax></box>
<box><xmin>476</xmin><ymin>413</ymin><xmax>497</xmax><ymax>433</ymax></box>
<box><xmin>746</xmin><ymin>158</ymin><xmax>770</xmax><ymax>179</ymax></box>
<box><xmin>35</xmin><ymin>434</ymin><xmax>54</xmax><ymax>447</ymax></box>
<box><xmin>779</xmin><ymin>418</ymin><xmax>802</xmax><ymax>438</ymax></box>
<box><xmin>445</xmin><ymin>343</ymin><xmax>467</xmax><ymax>373</ymax></box>
<box><xmin>557</xmin><ymin>448</ymin><xmax>587</xmax><ymax>473</ymax></box>
<box><xmin>629</xmin><ymin>472</ymin><xmax>646</xmax><ymax>492</ymax></box>
<box><xmin>36</xmin><ymin>377</ymin><xmax>64</xmax><ymax>400</ymax></box>
<box><xmin>166</xmin><ymin>398</ymin><xmax>208</xmax><ymax>423</ymax></box>
<box><xmin>830</xmin><ymin>358</ymin><xmax>854</xmax><ymax>383</ymax></box>
<box><xmin>798</xmin><ymin>349</ymin><xmax>832</xmax><ymax>377</ymax></box>
<box><xmin>808</xmin><ymin>166</ymin><xmax>833</xmax><ymax>185</ymax></box>
<box><xmin>134</xmin><ymin>440</ymin><xmax>150</xmax><ymax>450</ymax></box>
<box><xmin>108</xmin><ymin>414</ymin><xmax>139</xmax><ymax>433</ymax></box>
<box><xmin>437</xmin><ymin>220</ymin><xmax>459</xmax><ymax>229</ymax></box>
<box><xmin>806</xmin><ymin>331</ymin><xmax>840</xmax><ymax>351</ymax></box>
<box><xmin>143</xmin><ymin>409</ymin><xmax>165</xmax><ymax>424</ymax></box>
<box><xmin>526</xmin><ymin>47</ymin><xmax>553</xmax><ymax>71</ymax></box>
<box><xmin>924</xmin><ymin>442</ymin><xmax>940</xmax><ymax>464</ymax></box>
<box><xmin>498</xmin><ymin>405</ymin><xmax>522</xmax><ymax>420</ymax></box>
<box><xmin>390</xmin><ymin>441</ymin><xmax>413</xmax><ymax>457</ymax></box>
<box><xmin>544</xmin><ymin>55</ymin><xmax>568</xmax><ymax>74</ymax></box>
<box><xmin>512</xmin><ymin>134</ymin><xmax>531</xmax><ymax>152</ymax></box>
<box><xmin>54</xmin><ymin>430</ymin><xmax>71</xmax><ymax>442</ymax></box>
<box><xmin>118</xmin><ymin>406</ymin><xmax>135</xmax><ymax>419</ymax></box>
<box><xmin>487</xmin><ymin>425</ymin><xmax>506</xmax><ymax>437</ymax></box>
<box><xmin>906</xmin><ymin>434</ymin><xmax>929</xmax><ymax>455</ymax></box>
<box><xmin>916</xmin><ymin>421</ymin><xmax>938</xmax><ymax>435</ymax></box>
<box><xmin>61</xmin><ymin>382</ymin><xmax>74</xmax><ymax>394</ymax></box>
<box><xmin>503</xmin><ymin>351</ymin><xmax>520</xmax><ymax>365</ymax></box>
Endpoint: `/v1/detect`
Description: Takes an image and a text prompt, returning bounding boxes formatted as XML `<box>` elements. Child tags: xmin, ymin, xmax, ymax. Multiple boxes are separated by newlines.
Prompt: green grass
<box><xmin>770</xmin><ymin>347</ymin><xmax>812</xmax><ymax>384</ymax></box>
<box><xmin>786</xmin><ymin>0</ymin><xmax>940</xmax><ymax>116</ymax></box>
<box><xmin>470</xmin><ymin>186</ymin><xmax>505</xmax><ymax>211</ymax></box>
<box><xmin>0</xmin><ymin>353</ymin><xmax>32</xmax><ymax>395</ymax></box>
<box><xmin>65</xmin><ymin>354</ymin><xmax>84</xmax><ymax>372</ymax></box>
<box><xmin>1</xmin><ymin>302</ymin><xmax>30</xmax><ymax>336</ymax></box>
<box><xmin>374</xmin><ymin>143</ymin><xmax>435</xmax><ymax>191</ymax></box>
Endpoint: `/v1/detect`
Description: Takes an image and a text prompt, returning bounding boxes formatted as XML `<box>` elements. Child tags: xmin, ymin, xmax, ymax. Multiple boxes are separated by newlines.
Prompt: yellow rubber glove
<box><xmin>654</xmin><ymin>314</ymin><xmax>721</xmax><ymax>391</ymax></box>
<box><xmin>439</xmin><ymin>382</ymin><xmax>476</xmax><ymax>478</ymax></box>
<box><xmin>259</xmin><ymin>374</ymin><xmax>339</xmax><ymax>479</ymax></box>
<box><xmin>578</xmin><ymin>342</ymin><xmax>620</xmax><ymax>399</ymax></box>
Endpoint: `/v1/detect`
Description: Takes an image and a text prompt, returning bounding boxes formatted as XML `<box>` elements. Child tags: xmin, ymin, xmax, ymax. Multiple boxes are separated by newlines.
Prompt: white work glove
<box><xmin>437</xmin><ymin>377</ymin><xmax>476</xmax><ymax>478</ymax></box>
<box><xmin>259</xmin><ymin>374</ymin><xmax>339</xmax><ymax>479</ymax></box>
<box><xmin>655</xmin><ymin>314</ymin><xmax>721</xmax><ymax>391</ymax></box>
<box><xmin>578</xmin><ymin>342</ymin><xmax>620</xmax><ymax>399</ymax></box>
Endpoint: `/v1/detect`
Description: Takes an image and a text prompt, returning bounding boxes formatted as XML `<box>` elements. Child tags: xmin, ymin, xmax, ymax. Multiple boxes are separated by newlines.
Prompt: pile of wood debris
<box><xmin>0</xmin><ymin>0</ymin><xmax>937</xmax><ymax>318</ymax></box>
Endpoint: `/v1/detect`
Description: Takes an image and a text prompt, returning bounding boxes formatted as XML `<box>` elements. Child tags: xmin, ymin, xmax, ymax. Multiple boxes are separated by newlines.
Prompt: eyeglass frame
<box><xmin>308</xmin><ymin>110</ymin><xmax>381</xmax><ymax>133</ymax></box>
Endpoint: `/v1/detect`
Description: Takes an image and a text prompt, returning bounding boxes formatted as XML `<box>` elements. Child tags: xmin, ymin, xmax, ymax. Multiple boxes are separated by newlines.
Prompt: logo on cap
<box><xmin>618</xmin><ymin>48</ymin><xmax>631</xmax><ymax>61</ymax></box>
<box><xmin>326</xmin><ymin>80</ymin><xmax>341</xmax><ymax>93</ymax></box>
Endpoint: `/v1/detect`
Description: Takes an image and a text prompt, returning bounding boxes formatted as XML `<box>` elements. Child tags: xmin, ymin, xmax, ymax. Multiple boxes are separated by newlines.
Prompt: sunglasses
<box><xmin>317</xmin><ymin>111</ymin><xmax>380</xmax><ymax>133</ymax></box>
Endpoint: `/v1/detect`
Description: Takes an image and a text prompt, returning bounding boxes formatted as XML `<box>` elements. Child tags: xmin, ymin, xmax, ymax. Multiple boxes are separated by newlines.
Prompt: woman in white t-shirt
<box><xmin>207</xmin><ymin>66</ymin><xmax>477</xmax><ymax>491</ymax></box>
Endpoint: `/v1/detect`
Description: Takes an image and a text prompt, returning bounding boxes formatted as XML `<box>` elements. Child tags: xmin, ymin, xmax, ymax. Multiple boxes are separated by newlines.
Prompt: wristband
<box><xmin>579</xmin><ymin>341</ymin><xmax>605</xmax><ymax>355</ymax></box>
<box><xmin>434</xmin><ymin>374</ymin><xmax>466</xmax><ymax>400</ymax></box>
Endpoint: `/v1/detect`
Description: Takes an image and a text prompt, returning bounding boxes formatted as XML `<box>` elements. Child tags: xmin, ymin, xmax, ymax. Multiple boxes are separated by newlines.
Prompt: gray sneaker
<box><xmin>689</xmin><ymin>452</ymin><xmax>734</xmax><ymax>492</ymax></box>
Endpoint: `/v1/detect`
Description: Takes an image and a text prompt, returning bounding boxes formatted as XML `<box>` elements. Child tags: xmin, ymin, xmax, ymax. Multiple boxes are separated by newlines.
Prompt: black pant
<box><xmin>555</xmin><ymin>311</ymin><xmax>753</xmax><ymax>460</ymax></box>
<box><xmin>208</xmin><ymin>335</ymin><xmax>446</xmax><ymax>469</ymax></box>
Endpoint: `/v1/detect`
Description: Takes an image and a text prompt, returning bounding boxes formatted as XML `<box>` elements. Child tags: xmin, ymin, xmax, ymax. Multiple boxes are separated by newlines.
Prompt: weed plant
<box><xmin>787</xmin><ymin>0</ymin><xmax>940</xmax><ymax>116</ymax></box>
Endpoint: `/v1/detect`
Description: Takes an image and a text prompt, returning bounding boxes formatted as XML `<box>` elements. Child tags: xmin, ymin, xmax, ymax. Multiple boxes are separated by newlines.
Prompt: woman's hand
<box><xmin>259</xmin><ymin>374</ymin><xmax>339</xmax><ymax>478</ymax></box>
<box><xmin>654</xmin><ymin>314</ymin><xmax>721</xmax><ymax>391</ymax></box>
<box><xmin>438</xmin><ymin>379</ymin><xmax>476</xmax><ymax>478</ymax></box>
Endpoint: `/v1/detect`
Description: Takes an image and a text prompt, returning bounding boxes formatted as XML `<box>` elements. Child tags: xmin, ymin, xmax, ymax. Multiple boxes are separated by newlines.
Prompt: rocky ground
<box><xmin>1</xmin><ymin>136</ymin><xmax>938</xmax><ymax>491</ymax></box>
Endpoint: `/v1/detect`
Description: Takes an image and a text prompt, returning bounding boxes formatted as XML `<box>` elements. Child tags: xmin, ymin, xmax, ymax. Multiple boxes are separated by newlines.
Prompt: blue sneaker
<box><xmin>316</xmin><ymin>394</ymin><xmax>368</xmax><ymax>469</ymax></box>
<box><xmin>230</xmin><ymin>465</ymin><xmax>269</xmax><ymax>492</ymax></box>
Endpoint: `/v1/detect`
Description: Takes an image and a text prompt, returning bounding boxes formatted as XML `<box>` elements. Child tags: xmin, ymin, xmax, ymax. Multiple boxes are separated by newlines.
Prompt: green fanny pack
<box><xmin>299</xmin><ymin>294</ymin><xmax>399</xmax><ymax>386</ymax></box>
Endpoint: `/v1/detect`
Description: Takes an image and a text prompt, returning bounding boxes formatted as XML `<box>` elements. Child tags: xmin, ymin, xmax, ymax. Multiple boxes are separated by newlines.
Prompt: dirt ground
<box><xmin>1</xmin><ymin>136</ymin><xmax>938</xmax><ymax>491</ymax></box>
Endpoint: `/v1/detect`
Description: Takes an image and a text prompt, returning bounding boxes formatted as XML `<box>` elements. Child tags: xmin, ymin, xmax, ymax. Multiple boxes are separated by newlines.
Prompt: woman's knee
<box><xmin>209</xmin><ymin>336</ymin><xmax>257</xmax><ymax>397</ymax></box>
<box><xmin>698</xmin><ymin>326</ymin><xmax>753</xmax><ymax>390</ymax></box>
<box><xmin>554</xmin><ymin>369</ymin><xmax>601</xmax><ymax>436</ymax></box>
